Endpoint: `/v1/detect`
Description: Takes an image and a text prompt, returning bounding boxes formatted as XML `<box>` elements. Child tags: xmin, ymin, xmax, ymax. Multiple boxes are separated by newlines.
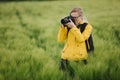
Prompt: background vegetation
<box><xmin>0</xmin><ymin>0</ymin><xmax>120</xmax><ymax>80</ymax></box>
<box><xmin>0</xmin><ymin>0</ymin><xmax>64</xmax><ymax>1</ymax></box>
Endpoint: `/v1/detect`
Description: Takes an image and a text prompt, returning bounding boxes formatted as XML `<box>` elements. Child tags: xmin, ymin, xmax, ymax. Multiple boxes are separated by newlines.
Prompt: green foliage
<box><xmin>0</xmin><ymin>0</ymin><xmax>120</xmax><ymax>80</ymax></box>
<box><xmin>0</xmin><ymin>0</ymin><xmax>64</xmax><ymax>1</ymax></box>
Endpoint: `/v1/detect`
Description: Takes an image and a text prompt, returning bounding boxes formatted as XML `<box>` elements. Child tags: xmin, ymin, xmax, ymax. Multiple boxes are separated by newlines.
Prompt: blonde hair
<box><xmin>70</xmin><ymin>7</ymin><xmax>84</xmax><ymax>17</ymax></box>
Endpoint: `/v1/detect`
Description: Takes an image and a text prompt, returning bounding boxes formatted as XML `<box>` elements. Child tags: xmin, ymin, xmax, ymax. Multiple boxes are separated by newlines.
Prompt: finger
<box><xmin>69</xmin><ymin>19</ymin><xmax>72</xmax><ymax>22</ymax></box>
<box><xmin>66</xmin><ymin>22</ymin><xmax>70</xmax><ymax>26</ymax></box>
<box><xmin>61</xmin><ymin>24</ymin><xmax>64</xmax><ymax>28</ymax></box>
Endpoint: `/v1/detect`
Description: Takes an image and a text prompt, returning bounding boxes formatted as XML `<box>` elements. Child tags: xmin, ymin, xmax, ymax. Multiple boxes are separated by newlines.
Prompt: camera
<box><xmin>61</xmin><ymin>16</ymin><xmax>75</xmax><ymax>26</ymax></box>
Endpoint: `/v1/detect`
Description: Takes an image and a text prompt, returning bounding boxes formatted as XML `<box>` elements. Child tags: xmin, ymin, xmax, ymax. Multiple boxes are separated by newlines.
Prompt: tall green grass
<box><xmin>0</xmin><ymin>0</ymin><xmax>120</xmax><ymax>80</ymax></box>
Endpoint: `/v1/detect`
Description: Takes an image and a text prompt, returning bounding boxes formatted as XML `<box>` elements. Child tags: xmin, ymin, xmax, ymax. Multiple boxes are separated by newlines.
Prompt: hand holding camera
<box><xmin>61</xmin><ymin>16</ymin><xmax>76</xmax><ymax>28</ymax></box>
<box><xmin>66</xmin><ymin>19</ymin><xmax>76</xmax><ymax>28</ymax></box>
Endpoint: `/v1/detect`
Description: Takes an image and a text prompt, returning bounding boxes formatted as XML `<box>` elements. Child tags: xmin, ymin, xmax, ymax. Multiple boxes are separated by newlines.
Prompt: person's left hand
<box><xmin>66</xmin><ymin>19</ymin><xmax>76</xmax><ymax>28</ymax></box>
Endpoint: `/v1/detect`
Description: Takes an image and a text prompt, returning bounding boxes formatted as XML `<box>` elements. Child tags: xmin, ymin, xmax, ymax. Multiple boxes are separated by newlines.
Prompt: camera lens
<box><xmin>61</xmin><ymin>16</ymin><xmax>70</xmax><ymax>25</ymax></box>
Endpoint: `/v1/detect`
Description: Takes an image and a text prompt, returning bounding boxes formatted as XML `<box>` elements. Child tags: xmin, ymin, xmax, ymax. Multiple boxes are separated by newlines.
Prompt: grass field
<box><xmin>0</xmin><ymin>0</ymin><xmax>120</xmax><ymax>80</ymax></box>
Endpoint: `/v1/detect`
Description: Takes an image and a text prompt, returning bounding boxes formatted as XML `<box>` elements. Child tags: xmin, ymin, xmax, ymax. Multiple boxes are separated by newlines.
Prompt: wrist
<box><xmin>71</xmin><ymin>25</ymin><xmax>76</xmax><ymax>28</ymax></box>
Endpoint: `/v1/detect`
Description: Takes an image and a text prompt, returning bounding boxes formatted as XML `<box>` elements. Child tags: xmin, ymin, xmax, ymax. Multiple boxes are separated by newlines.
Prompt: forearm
<box><xmin>70</xmin><ymin>24</ymin><xmax>92</xmax><ymax>42</ymax></box>
<box><xmin>70</xmin><ymin>27</ymin><xmax>85</xmax><ymax>42</ymax></box>
<box><xmin>57</xmin><ymin>26</ymin><xmax>68</xmax><ymax>42</ymax></box>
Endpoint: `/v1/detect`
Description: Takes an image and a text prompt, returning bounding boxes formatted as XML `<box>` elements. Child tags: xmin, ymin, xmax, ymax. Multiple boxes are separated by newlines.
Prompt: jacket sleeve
<box><xmin>57</xmin><ymin>26</ymin><xmax>68</xmax><ymax>42</ymax></box>
<box><xmin>70</xmin><ymin>24</ymin><xmax>92</xmax><ymax>42</ymax></box>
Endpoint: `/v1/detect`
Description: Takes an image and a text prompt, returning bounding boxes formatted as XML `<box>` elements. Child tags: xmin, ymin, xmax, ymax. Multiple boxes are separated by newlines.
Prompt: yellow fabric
<box><xmin>57</xmin><ymin>26</ymin><xmax>68</xmax><ymax>42</ymax></box>
<box><xmin>57</xmin><ymin>22</ymin><xmax>92</xmax><ymax>61</ymax></box>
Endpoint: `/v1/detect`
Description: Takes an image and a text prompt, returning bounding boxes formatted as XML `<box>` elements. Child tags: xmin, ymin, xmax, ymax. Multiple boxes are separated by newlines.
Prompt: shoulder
<box><xmin>86</xmin><ymin>22</ymin><xmax>92</xmax><ymax>28</ymax></box>
<box><xmin>84</xmin><ymin>22</ymin><xmax>92</xmax><ymax>30</ymax></box>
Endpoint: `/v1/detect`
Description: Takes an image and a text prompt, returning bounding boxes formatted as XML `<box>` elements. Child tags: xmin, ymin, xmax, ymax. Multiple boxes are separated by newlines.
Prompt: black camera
<box><xmin>61</xmin><ymin>16</ymin><xmax>75</xmax><ymax>26</ymax></box>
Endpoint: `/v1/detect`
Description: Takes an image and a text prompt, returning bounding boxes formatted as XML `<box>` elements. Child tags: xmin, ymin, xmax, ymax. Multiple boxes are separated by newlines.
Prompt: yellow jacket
<box><xmin>58</xmin><ymin>22</ymin><xmax>92</xmax><ymax>61</ymax></box>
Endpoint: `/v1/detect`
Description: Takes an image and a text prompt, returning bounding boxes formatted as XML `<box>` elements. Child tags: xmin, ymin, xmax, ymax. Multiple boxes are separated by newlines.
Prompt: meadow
<box><xmin>0</xmin><ymin>0</ymin><xmax>120</xmax><ymax>80</ymax></box>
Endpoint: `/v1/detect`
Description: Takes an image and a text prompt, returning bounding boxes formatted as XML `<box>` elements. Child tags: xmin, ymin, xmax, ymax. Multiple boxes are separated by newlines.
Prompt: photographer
<box><xmin>58</xmin><ymin>7</ymin><xmax>93</xmax><ymax>80</ymax></box>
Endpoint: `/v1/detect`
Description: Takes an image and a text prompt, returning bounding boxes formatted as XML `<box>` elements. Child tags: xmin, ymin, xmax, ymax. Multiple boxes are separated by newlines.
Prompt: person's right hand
<box><xmin>66</xmin><ymin>19</ymin><xmax>76</xmax><ymax>28</ymax></box>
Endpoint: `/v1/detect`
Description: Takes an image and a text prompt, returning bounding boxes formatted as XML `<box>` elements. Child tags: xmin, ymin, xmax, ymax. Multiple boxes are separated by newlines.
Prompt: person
<box><xmin>57</xmin><ymin>7</ymin><xmax>93</xmax><ymax>80</ymax></box>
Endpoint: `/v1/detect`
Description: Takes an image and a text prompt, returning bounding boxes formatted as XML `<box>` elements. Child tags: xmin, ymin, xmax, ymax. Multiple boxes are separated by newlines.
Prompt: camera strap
<box><xmin>77</xmin><ymin>23</ymin><xmax>94</xmax><ymax>53</ymax></box>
